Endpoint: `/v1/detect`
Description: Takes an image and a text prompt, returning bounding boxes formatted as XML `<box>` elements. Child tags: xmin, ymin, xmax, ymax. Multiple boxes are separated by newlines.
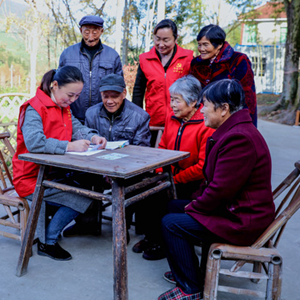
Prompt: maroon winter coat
<box><xmin>185</xmin><ymin>109</ymin><xmax>275</xmax><ymax>246</ymax></box>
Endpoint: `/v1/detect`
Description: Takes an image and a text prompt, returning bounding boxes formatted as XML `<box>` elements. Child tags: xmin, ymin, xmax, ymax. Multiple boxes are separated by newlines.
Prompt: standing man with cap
<box><xmin>59</xmin><ymin>15</ymin><xmax>123</xmax><ymax>123</ymax></box>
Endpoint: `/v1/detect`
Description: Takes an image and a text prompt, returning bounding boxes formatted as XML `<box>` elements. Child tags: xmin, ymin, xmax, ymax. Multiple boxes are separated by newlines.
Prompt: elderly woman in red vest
<box><xmin>158</xmin><ymin>79</ymin><xmax>274</xmax><ymax>300</ymax></box>
<box><xmin>190</xmin><ymin>24</ymin><xmax>257</xmax><ymax>127</ymax></box>
<box><xmin>13</xmin><ymin>66</ymin><xmax>106</xmax><ymax>261</ymax></box>
<box><xmin>132</xmin><ymin>19</ymin><xmax>193</xmax><ymax>145</ymax></box>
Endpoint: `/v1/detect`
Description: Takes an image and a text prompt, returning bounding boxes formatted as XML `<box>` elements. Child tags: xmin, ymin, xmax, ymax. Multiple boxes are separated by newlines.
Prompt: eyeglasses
<box><xmin>82</xmin><ymin>29</ymin><xmax>101</xmax><ymax>36</ymax></box>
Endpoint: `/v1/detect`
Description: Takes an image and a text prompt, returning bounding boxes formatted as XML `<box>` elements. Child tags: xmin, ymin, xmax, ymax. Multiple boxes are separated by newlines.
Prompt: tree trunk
<box><xmin>281</xmin><ymin>0</ymin><xmax>300</xmax><ymax>109</ymax></box>
<box><xmin>30</xmin><ymin>10</ymin><xmax>38</xmax><ymax>96</ymax></box>
<box><xmin>47</xmin><ymin>16</ymin><xmax>51</xmax><ymax>69</ymax></box>
<box><xmin>115</xmin><ymin>0</ymin><xmax>124</xmax><ymax>55</ymax></box>
<box><xmin>157</xmin><ymin>0</ymin><xmax>165</xmax><ymax>23</ymax></box>
<box><xmin>122</xmin><ymin>0</ymin><xmax>128</xmax><ymax>65</ymax></box>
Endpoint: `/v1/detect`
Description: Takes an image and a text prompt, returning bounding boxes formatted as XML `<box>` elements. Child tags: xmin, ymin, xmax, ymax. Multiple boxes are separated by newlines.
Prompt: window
<box><xmin>251</xmin><ymin>56</ymin><xmax>267</xmax><ymax>77</ymax></box>
<box><xmin>280</xmin><ymin>27</ymin><xmax>287</xmax><ymax>44</ymax></box>
<box><xmin>244</xmin><ymin>24</ymin><xmax>257</xmax><ymax>44</ymax></box>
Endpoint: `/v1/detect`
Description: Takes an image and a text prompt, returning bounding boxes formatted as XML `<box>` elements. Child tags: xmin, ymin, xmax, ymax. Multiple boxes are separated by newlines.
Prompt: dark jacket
<box><xmin>190</xmin><ymin>42</ymin><xmax>257</xmax><ymax>126</ymax></box>
<box><xmin>85</xmin><ymin>99</ymin><xmax>151</xmax><ymax>147</ymax></box>
<box><xmin>59</xmin><ymin>40</ymin><xmax>123</xmax><ymax>123</ymax></box>
<box><xmin>185</xmin><ymin>109</ymin><xmax>275</xmax><ymax>246</ymax></box>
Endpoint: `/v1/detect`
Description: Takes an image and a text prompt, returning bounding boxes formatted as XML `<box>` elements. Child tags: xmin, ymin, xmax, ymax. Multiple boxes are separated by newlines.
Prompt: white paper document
<box><xmin>105</xmin><ymin>140</ymin><xmax>129</xmax><ymax>150</ymax></box>
<box><xmin>66</xmin><ymin>146</ymin><xmax>106</xmax><ymax>156</ymax></box>
<box><xmin>65</xmin><ymin>140</ymin><xmax>129</xmax><ymax>155</ymax></box>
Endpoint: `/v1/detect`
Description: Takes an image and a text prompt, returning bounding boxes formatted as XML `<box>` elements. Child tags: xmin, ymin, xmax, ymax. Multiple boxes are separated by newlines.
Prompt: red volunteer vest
<box><xmin>12</xmin><ymin>88</ymin><xmax>73</xmax><ymax>197</ymax></box>
<box><xmin>139</xmin><ymin>45</ymin><xmax>193</xmax><ymax>126</ymax></box>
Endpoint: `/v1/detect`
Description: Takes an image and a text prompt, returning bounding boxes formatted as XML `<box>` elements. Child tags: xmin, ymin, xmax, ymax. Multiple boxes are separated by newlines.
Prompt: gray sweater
<box><xmin>22</xmin><ymin>105</ymin><xmax>99</xmax><ymax>153</ymax></box>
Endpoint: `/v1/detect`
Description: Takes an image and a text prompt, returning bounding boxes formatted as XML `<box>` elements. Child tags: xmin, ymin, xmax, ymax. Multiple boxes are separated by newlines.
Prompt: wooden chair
<box><xmin>0</xmin><ymin>132</ymin><xmax>30</xmax><ymax>242</ymax></box>
<box><xmin>204</xmin><ymin>160</ymin><xmax>300</xmax><ymax>300</ymax></box>
<box><xmin>150</xmin><ymin>126</ymin><xmax>164</xmax><ymax>148</ymax></box>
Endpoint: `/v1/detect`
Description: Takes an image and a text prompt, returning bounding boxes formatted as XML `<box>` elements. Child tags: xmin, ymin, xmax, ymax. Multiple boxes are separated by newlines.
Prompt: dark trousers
<box><xmin>133</xmin><ymin>181</ymin><xmax>201</xmax><ymax>244</ymax></box>
<box><xmin>161</xmin><ymin>199</ymin><xmax>228</xmax><ymax>294</ymax></box>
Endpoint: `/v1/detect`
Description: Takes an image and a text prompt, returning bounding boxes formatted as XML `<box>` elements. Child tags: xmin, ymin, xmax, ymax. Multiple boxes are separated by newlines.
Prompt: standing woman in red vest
<box><xmin>13</xmin><ymin>66</ymin><xmax>106</xmax><ymax>261</ymax></box>
<box><xmin>132</xmin><ymin>19</ymin><xmax>193</xmax><ymax>145</ymax></box>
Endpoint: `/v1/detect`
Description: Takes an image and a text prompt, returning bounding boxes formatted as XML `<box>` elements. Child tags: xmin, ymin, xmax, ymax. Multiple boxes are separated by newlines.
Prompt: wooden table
<box><xmin>15</xmin><ymin>145</ymin><xmax>189</xmax><ymax>300</ymax></box>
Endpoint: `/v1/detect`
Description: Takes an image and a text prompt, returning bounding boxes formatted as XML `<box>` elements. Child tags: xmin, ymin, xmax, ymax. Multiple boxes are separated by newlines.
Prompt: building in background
<box><xmin>236</xmin><ymin>2</ymin><xmax>287</xmax><ymax>94</ymax></box>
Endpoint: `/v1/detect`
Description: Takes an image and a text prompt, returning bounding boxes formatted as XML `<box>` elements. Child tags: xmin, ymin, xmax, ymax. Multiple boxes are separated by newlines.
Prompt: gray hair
<box><xmin>169</xmin><ymin>75</ymin><xmax>202</xmax><ymax>108</ymax></box>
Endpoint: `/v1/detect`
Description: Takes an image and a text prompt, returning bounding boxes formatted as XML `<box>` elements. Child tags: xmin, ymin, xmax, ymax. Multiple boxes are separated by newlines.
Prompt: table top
<box><xmin>19</xmin><ymin>145</ymin><xmax>190</xmax><ymax>179</ymax></box>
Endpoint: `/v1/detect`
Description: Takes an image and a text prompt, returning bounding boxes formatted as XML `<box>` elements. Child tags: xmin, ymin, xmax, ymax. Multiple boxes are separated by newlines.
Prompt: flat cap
<box><xmin>79</xmin><ymin>15</ymin><xmax>104</xmax><ymax>27</ymax></box>
<box><xmin>99</xmin><ymin>74</ymin><xmax>126</xmax><ymax>93</ymax></box>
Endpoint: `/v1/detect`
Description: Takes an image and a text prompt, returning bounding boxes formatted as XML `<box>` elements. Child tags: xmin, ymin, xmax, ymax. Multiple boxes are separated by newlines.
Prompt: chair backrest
<box><xmin>231</xmin><ymin>160</ymin><xmax>300</xmax><ymax>272</ymax></box>
<box><xmin>150</xmin><ymin>126</ymin><xmax>164</xmax><ymax>148</ymax></box>
<box><xmin>0</xmin><ymin>132</ymin><xmax>15</xmax><ymax>193</ymax></box>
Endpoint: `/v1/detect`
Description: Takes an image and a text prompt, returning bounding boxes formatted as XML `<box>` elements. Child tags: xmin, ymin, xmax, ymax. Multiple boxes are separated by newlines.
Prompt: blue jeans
<box><xmin>45</xmin><ymin>202</ymin><xmax>80</xmax><ymax>245</ymax></box>
<box><xmin>161</xmin><ymin>199</ymin><xmax>228</xmax><ymax>294</ymax></box>
<box><xmin>26</xmin><ymin>186</ymin><xmax>91</xmax><ymax>245</ymax></box>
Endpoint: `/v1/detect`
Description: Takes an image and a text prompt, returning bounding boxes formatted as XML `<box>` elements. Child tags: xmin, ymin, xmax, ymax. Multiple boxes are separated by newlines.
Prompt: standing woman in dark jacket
<box><xmin>132</xmin><ymin>19</ymin><xmax>193</xmax><ymax>143</ymax></box>
<box><xmin>190</xmin><ymin>24</ymin><xmax>257</xmax><ymax>126</ymax></box>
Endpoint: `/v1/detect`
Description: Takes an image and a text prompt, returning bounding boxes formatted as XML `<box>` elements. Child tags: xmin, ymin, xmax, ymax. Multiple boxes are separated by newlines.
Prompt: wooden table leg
<box><xmin>165</xmin><ymin>165</ymin><xmax>177</xmax><ymax>200</ymax></box>
<box><xmin>16</xmin><ymin>165</ymin><xmax>46</xmax><ymax>277</ymax></box>
<box><xmin>112</xmin><ymin>178</ymin><xmax>128</xmax><ymax>300</ymax></box>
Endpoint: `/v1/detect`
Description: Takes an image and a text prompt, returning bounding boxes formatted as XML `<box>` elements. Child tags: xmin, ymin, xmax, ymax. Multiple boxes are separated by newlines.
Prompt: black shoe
<box><xmin>132</xmin><ymin>238</ymin><xmax>151</xmax><ymax>253</ymax></box>
<box><xmin>63</xmin><ymin>224</ymin><xmax>100</xmax><ymax>237</ymax></box>
<box><xmin>37</xmin><ymin>241</ymin><xmax>72</xmax><ymax>261</ymax></box>
<box><xmin>142</xmin><ymin>244</ymin><xmax>166</xmax><ymax>260</ymax></box>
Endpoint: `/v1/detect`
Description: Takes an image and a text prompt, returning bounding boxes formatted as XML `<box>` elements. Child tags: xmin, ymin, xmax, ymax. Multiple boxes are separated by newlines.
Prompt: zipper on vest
<box><xmin>174</xmin><ymin>122</ymin><xmax>184</xmax><ymax>150</ymax></box>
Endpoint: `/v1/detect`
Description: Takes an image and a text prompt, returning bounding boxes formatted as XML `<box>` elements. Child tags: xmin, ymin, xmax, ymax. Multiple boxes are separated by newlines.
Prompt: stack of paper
<box><xmin>105</xmin><ymin>140</ymin><xmax>129</xmax><ymax>150</ymax></box>
<box><xmin>65</xmin><ymin>140</ymin><xmax>129</xmax><ymax>155</ymax></box>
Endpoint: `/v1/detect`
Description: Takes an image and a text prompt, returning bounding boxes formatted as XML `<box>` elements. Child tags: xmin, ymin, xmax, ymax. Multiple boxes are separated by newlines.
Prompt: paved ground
<box><xmin>0</xmin><ymin>119</ymin><xmax>300</xmax><ymax>300</ymax></box>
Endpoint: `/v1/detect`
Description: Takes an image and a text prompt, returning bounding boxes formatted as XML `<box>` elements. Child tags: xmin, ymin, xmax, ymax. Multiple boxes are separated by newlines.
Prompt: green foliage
<box><xmin>166</xmin><ymin>0</ymin><xmax>206</xmax><ymax>45</ymax></box>
<box><xmin>0</xmin><ymin>86</ymin><xmax>27</xmax><ymax>94</ymax></box>
<box><xmin>0</xmin><ymin>30</ymin><xmax>30</xmax><ymax>70</ymax></box>
<box><xmin>225</xmin><ymin>24</ymin><xmax>241</xmax><ymax>46</ymax></box>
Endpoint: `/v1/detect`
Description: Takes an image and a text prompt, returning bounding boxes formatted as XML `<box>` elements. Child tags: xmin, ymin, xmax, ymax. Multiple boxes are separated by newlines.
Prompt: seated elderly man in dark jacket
<box><xmin>63</xmin><ymin>73</ymin><xmax>151</xmax><ymax>238</ymax></box>
<box><xmin>85</xmin><ymin>73</ymin><xmax>151</xmax><ymax>146</ymax></box>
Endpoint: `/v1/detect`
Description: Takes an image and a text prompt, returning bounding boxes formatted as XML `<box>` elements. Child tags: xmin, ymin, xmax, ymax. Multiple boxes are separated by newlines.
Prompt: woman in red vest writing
<box><xmin>132</xmin><ymin>19</ymin><xmax>193</xmax><ymax>145</ymax></box>
<box><xmin>13</xmin><ymin>66</ymin><xmax>106</xmax><ymax>261</ymax></box>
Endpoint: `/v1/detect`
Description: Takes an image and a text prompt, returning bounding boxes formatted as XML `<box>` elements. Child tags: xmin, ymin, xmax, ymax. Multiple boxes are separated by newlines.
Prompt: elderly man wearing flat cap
<box><xmin>58</xmin><ymin>15</ymin><xmax>123</xmax><ymax>124</ymax></box>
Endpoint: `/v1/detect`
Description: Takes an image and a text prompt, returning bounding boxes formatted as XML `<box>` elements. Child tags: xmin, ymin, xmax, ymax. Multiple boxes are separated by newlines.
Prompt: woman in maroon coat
<box><xmin>158</xmin><ymin>79</ymin><xmax>275</xmax><ymax>300</ymax></box>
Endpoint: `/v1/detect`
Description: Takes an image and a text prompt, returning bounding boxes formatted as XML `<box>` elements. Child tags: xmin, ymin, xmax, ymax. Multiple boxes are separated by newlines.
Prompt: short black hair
<box><xmin>153</xmin><ymin>19</ymin><xmax>178</xmax><ymax>40</ymax></box>
<box><xmin>40</xmin><ymin>66</ymin><xmax>84</xmax><ymax>97</ymax></box>
<box><xmin>197</xmin><ymin>24</ymin><xmax>226</xmax><ymax>48</ymax></box>
<box><xmin>201</xmin><ymin>79</ymin><xmax>245</xmax><ymax>113</ymax></box>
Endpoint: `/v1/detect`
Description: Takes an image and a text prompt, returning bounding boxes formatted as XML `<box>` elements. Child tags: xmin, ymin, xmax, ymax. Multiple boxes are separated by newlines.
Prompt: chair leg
<box><xmin>203</xmin><ymin>248</ymin><xmax>222</xmax><ymax>300</ymax></box>
<box><xmin>266</xmin><ymin>255</ymin><xmax>282</xmax><ymax>300</ymax></box>
<box><xmin>251</xmin><ymin>262</ymin><xmax>262</xmax><ymax>283</ymax></box>
<box><xmin>20</xmin><ymin>210</ymin><xmax>26</xmax><ymax>242</ymax></box>
<box><xmin>96</xmin><ymin>201</ymin><xmax>102</xmax><ymax>236</ymax></box>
